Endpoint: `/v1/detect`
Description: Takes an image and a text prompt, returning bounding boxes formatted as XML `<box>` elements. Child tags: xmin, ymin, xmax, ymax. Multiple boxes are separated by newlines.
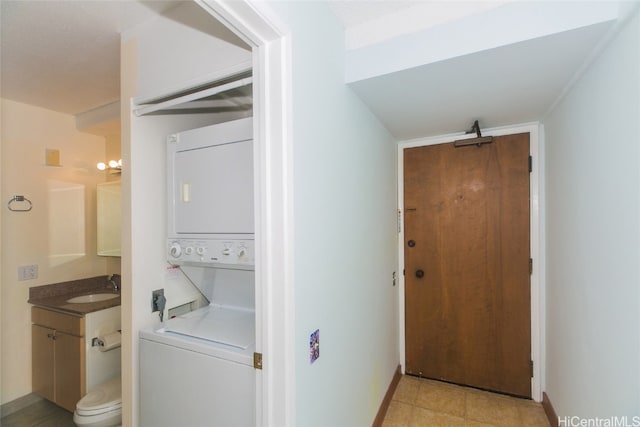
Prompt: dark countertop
<box><xmin>28</xmin><ymin>275</ymin><xmax>121</xmax><ymax>316</ymax></box>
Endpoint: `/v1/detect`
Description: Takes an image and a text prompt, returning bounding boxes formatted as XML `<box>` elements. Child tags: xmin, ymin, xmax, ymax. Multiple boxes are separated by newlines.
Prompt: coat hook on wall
<box><xmin>8</xmin><ymin>195</ymin><xmax>33</xmax><ymax>212</ymax></box>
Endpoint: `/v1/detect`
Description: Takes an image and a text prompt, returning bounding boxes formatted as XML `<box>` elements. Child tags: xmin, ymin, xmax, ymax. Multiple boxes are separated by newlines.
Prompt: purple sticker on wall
<box><xmin>310</xmin><ymin>329</ymin><xmax>319</xmax><ymax>363</ymax></box>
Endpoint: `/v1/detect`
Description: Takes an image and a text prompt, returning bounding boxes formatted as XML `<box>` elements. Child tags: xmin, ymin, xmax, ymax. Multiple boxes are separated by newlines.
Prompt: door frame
<box><xmin>185</xmin><ymin>2</ymin><xmax>295</xmax><ymax>426</ymax></box>
<box><xmin>397</xmin><ymin>122</ymin><xmax>543</xmax><ymax>401</ymax></box>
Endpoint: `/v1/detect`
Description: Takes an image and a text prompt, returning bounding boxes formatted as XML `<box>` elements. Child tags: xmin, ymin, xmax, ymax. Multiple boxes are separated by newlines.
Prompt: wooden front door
<box><xmin>404</xmin><ymin>133</ymin><xmax>531</xmax><ymax>397</ymax></box>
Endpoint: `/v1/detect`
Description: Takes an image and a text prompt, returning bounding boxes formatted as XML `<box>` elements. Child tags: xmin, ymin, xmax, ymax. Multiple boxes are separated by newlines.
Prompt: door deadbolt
<box><xmin>415</xmin><ymin>269</ymin><xmax>424</xmax><ymax>278</ymax></box>
<box><xmin>408</xmin><ymin>240</ymin><xmax>416</xmax><ymax>247</ymax></box>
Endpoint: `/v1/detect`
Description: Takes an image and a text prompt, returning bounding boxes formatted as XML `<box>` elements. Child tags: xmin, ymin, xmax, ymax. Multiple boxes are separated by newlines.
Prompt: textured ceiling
<box><xmin>0</xmin><ymin>0</ymin><xmax>181</xmax><ymax>116</ymax></box>
<box><xmin>0</xmin><ymin>0</ymin><xmax>410</xmax><ymax>119</ymax></box>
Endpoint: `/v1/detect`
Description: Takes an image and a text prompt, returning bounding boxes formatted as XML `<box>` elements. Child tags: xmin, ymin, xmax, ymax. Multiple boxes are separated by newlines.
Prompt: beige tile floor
<box><xmin>383</xmin><ymin>375</ymin><xmax>551</xmax><ymax>427</ymax></box>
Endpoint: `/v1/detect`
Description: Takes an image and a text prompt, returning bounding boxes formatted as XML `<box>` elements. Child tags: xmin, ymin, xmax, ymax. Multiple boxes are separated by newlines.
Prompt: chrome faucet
<box><xmin>108</xmin><ymin>274</ymin><xmax>121</xmax><ymax>293</ymax></box>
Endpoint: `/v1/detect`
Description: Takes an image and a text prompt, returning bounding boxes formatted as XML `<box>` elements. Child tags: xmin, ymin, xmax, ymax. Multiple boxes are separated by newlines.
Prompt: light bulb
<box><xmin>97</xmin><ymin>162</ymin><xmax>107</xmax><ymax>171</ymax></box>
<box><xmin>108</xmin><ymin>160</ymin><xmax>119</xmax><ymax>168</ymax></box>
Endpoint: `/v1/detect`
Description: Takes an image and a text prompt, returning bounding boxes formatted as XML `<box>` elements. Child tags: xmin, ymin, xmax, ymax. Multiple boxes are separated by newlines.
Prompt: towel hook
<box><xmin>8</xmin><ymin>195</ymin><xmax>33</xmax><ymax>212</ymax></box>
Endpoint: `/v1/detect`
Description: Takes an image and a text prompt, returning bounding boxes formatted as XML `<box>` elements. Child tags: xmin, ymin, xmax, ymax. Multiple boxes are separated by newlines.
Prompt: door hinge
<box><xmin>530</xmin><ymin>360</ymin><xmax>534</xmax><ymax>377</ymax></box>
<box><xmin>528</xmin><ymin>155</ymin><xmax>533</xmax><ymax>173</ymax></box>
<box><xmin>254</xmin><ymin>352</ymin><xmax>263</xmax><ymax>370</ymax></box>
<box><xmin>397</xmin><ymin>209</ymin><xmax>402</xmax><ymax>233</ymax></box>
<box><xmin>529</xmin><ymin>258</ymin><xmax>533</xmax><ymax>275</ymax></box>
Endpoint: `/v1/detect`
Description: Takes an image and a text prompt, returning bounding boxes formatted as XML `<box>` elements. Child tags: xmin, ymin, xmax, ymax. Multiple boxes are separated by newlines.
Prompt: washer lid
<box><xmin>164</xmin><ymin>305</ymin><xmax>254</xmax><ymax>349</ymax></box>
<box><xmin>77</xmin><ymin>376</ymin><xmax>121</xmax><ymax>412</ymax></box>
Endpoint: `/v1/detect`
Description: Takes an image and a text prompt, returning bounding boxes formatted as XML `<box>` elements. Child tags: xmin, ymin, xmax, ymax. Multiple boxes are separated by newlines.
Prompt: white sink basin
<box><xmin>66</xmin><ymin>293</ymin><xmax>119</xmax><ymax>304</ymax></box>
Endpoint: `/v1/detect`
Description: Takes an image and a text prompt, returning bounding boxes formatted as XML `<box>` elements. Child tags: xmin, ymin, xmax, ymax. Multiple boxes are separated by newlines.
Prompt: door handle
<box><xmin>415</xmin><ymin>269</ymin><xmax>424</xmax><ymax>278</ymax></box>
<box><xmin>407</xmin><ymin>240</ymin><xmax>416</xmax><ymax>247</ymax></box>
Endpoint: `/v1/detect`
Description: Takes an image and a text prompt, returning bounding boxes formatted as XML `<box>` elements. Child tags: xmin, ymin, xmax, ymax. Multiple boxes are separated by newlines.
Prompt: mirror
<box><xmin>97</xmin><ymin>181</ymin><xmax>121</xmax><ymax>256</ymax></box>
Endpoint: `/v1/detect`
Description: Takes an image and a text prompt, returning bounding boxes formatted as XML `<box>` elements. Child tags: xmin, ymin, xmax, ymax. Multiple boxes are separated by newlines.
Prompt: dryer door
<box><xmin>173</xmin><ymin>139</ymin><xmax>253</xmax><ymax>234</ymax></box>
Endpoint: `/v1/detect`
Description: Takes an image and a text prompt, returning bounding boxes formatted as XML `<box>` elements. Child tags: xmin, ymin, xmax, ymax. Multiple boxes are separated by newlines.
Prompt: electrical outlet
<box><xmin>18</xmin><ymin>264</ymin><xmax>38</xmax><ymax>281</ymax></box>
<box><xmin>151</xmin><ymin>289</ymin><xmax>165</xmax><ymax>312</ymax></box>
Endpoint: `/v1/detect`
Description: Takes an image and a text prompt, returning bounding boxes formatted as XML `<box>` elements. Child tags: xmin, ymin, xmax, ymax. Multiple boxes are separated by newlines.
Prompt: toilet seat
<box><xmin>76</xmin><ymin>402</ymin><xmax>122</xmax><ymax>417</ymax></box>
<box><xmin>75</xmin><ymin>376</ymin><xmax>122</xmax><ymax>422</ymax></box>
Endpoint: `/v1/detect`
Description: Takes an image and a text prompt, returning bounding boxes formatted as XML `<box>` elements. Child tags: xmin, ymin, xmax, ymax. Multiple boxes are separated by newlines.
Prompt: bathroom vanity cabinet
<box><xmin>31</xmin><ymin>303</ymin><xmax>122</xmax><ymax>413</ymax></box>
<box><xmin>31</xmin><ymin>307</ymin><xmax>85</xmax><ymax>412</ymax></box>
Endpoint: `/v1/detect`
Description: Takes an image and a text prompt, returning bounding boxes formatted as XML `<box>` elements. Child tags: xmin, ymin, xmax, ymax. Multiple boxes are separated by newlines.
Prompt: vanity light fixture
<box><xmin>97</xmin><ymin>159</ymin><xmax>122</xmax><ymax>174</ymax></box>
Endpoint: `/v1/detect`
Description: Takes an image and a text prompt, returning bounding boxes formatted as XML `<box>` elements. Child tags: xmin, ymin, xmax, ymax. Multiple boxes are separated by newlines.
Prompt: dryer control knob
<box><xmin>185</xmin><ymin>246</ymin><xmax>194</xmax><ymax>255</ymax></box>
<box><xmin>237</xmin><ymin>246</ymin><xmax>247</xmax><ymax>257</ymax></box>
<box><xmin>196</xmin><ymin>247</ymin><xmax>206</xmax><ymax>256</ymax></box>
<box><xmin>169</xmin><ymin>242</ymin><xmax>182</xmax><ymax>258</ymax></box>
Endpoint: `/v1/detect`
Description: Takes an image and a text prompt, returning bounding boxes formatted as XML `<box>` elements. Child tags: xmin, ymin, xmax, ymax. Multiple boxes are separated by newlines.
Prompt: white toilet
<box><xmin>73</xmin><ymin>376</ymin><xmax>122</xmax><ymax>427</ymax></box>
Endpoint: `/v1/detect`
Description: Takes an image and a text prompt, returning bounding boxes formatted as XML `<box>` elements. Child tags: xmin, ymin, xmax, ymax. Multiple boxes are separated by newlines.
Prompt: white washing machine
<box><xmin>140</xmin><ymin>118</ymin><xmax>257</xmax><ymax>426</ymax></box>
<box><xmin>139</xmin><ymin>304</ymin><xmax>255</xmax><ymax>427</ymax></box>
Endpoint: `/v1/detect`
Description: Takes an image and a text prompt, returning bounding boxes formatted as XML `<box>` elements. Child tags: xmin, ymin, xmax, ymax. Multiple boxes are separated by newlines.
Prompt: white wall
<box><xmin>119</xmin><ymin>3</ymin><xmax>251</xmax><ymax>424</ymax></box>
<box><xmin>544</xmin><ymin>9</ymin><xmax>640</xmax><ymax>418</ymax></box>
<box><xmin>265</xmin><ymin>2</ymin><xmax>399</xmax><ymax>425</ymax></box>
<box><xmin>0</xmin><ymin>99</ymin><xmax>108</xmax><ymax>404</ymax></box>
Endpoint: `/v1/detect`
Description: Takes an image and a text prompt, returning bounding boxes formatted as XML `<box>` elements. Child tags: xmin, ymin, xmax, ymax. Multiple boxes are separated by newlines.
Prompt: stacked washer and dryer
<box><xmin>139</xmin><ymin>117</ymin><xmax>257</xmax><ymax>426</ymax></box>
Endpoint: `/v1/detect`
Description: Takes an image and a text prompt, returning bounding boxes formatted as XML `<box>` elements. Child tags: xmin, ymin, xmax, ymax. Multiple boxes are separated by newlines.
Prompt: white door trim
<box><xmin>397</xmin><ymin>122</ymin><xmax>543</xmax><ymax>401</ymax></box>
<box><xmin>197</xmin><ymin>1</ymin><xmax>295</xmax><ymax>425</ymax></box>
